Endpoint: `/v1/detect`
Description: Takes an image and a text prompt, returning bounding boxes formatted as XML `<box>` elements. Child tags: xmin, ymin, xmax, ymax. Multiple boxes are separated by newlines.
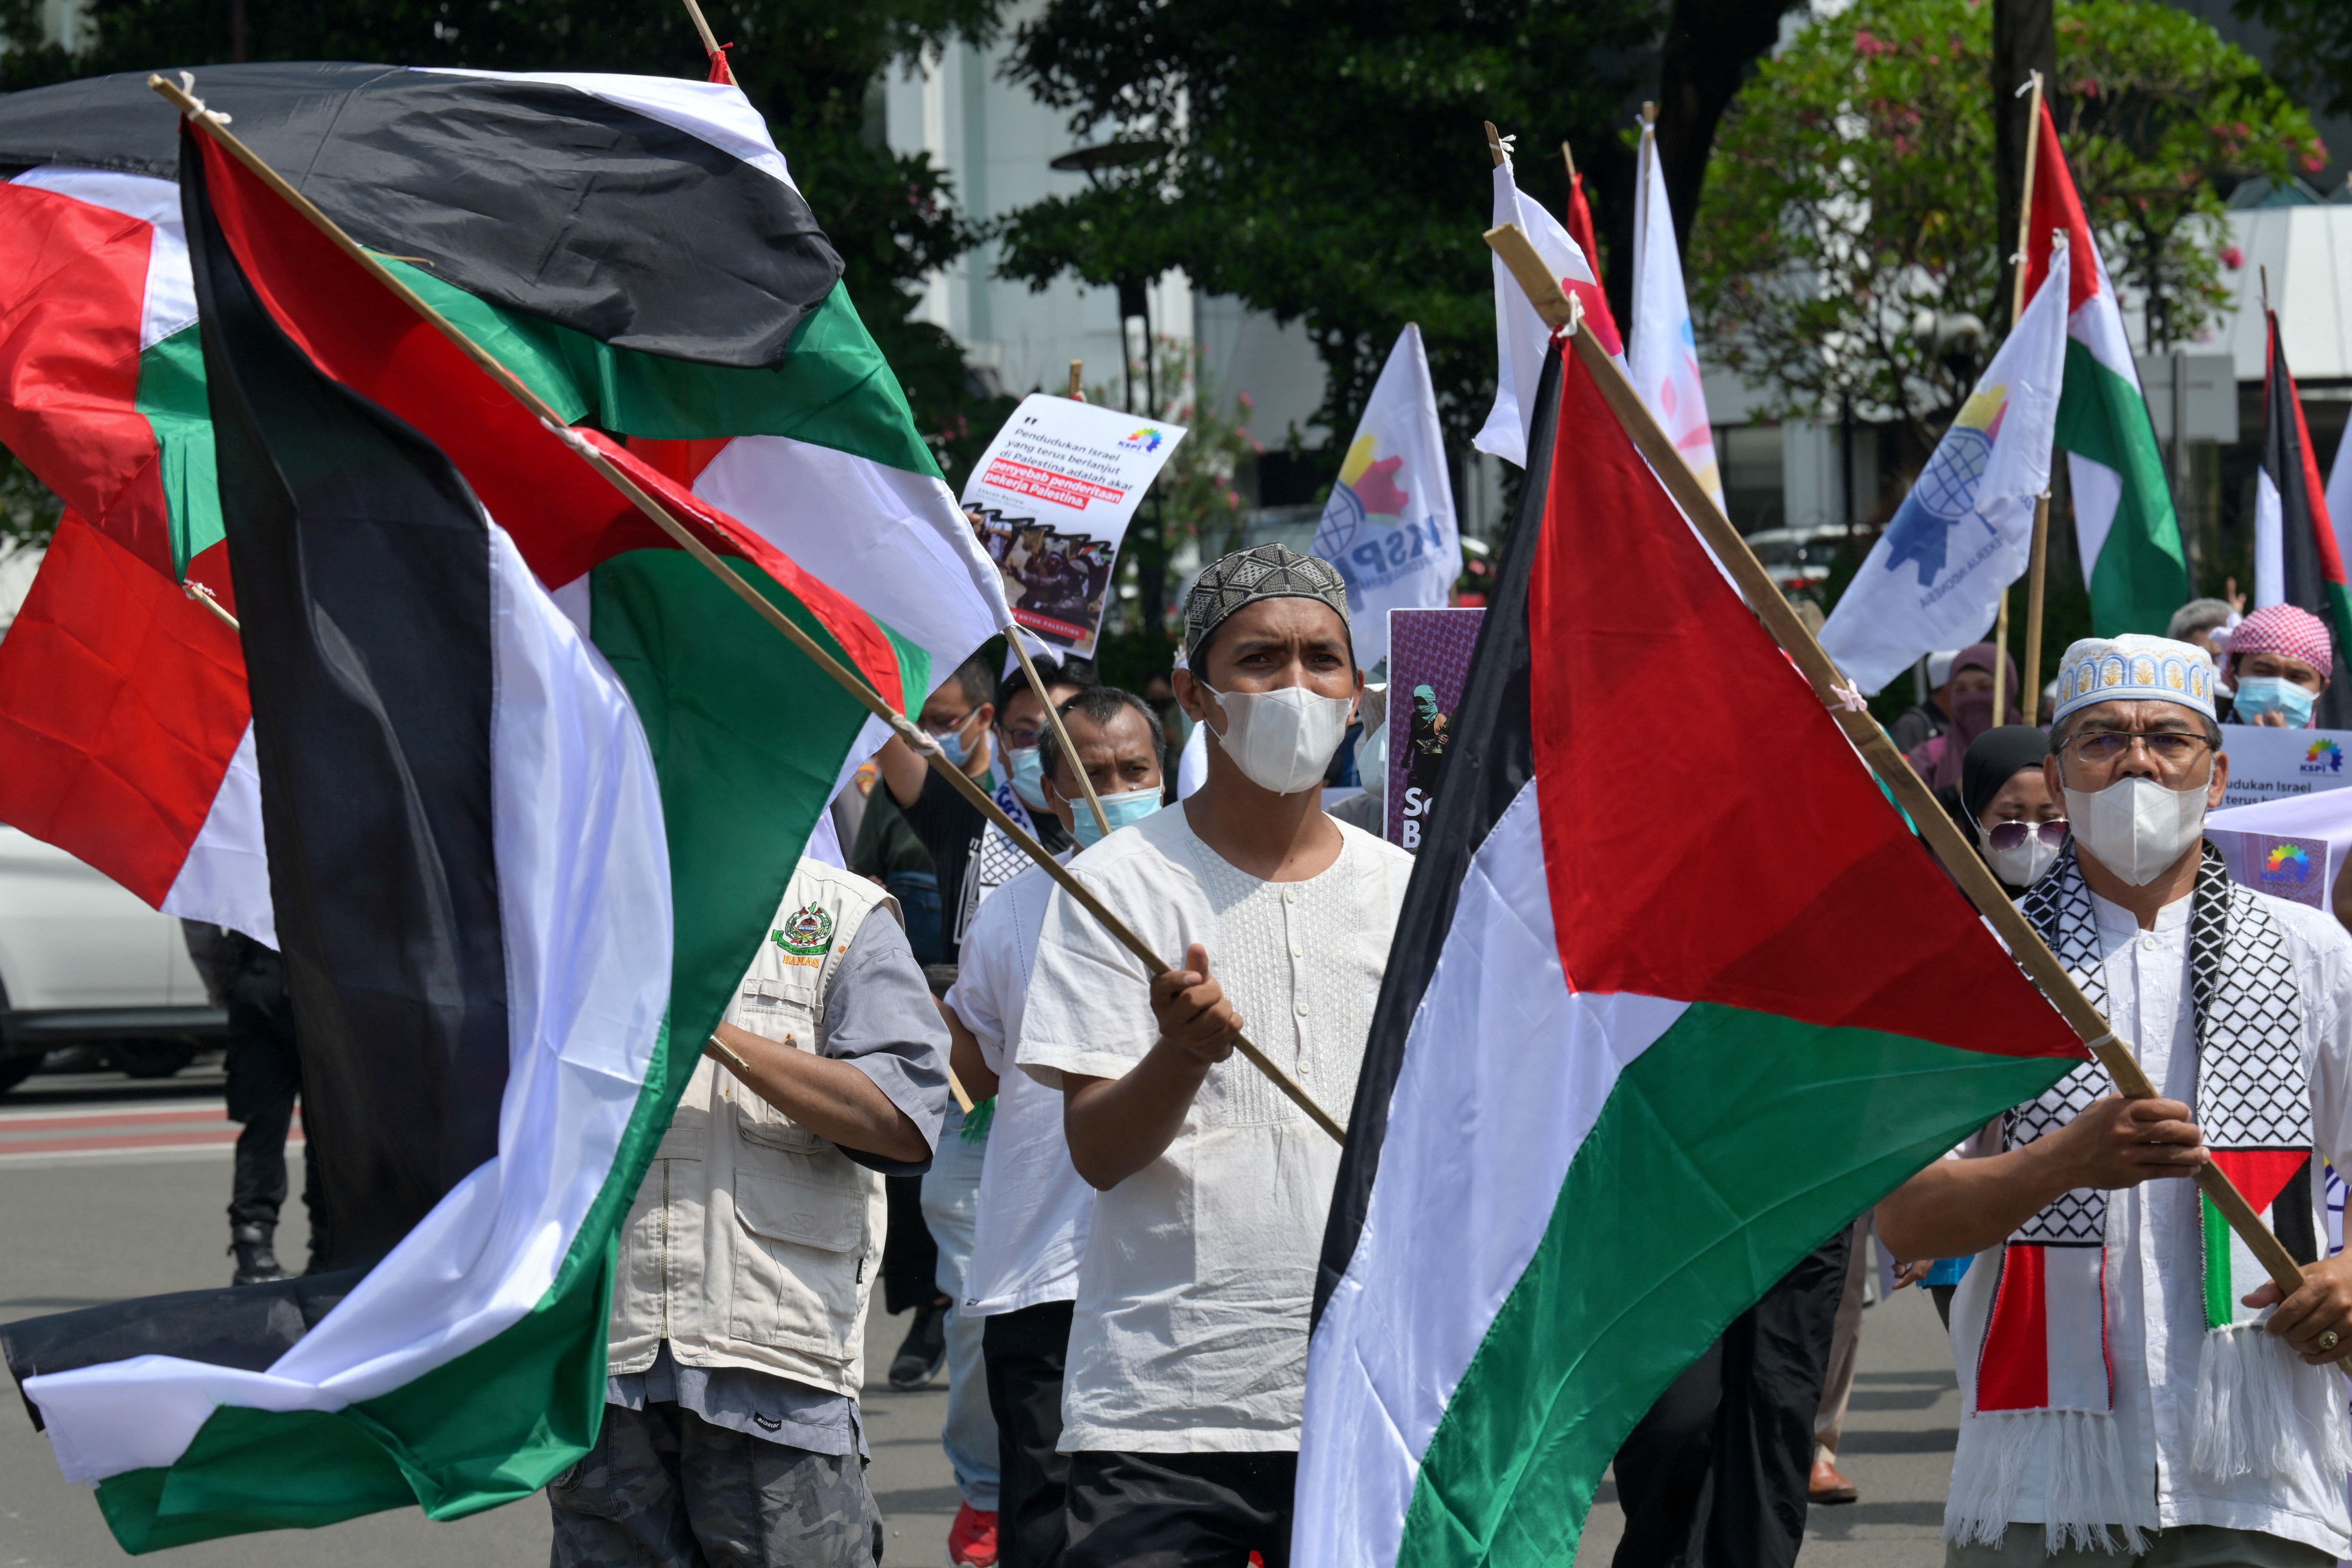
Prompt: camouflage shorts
<box><xmin>548</xmin><ymin>1401</ymin><xmax>884</xmax><ymax>1568</ymax></box>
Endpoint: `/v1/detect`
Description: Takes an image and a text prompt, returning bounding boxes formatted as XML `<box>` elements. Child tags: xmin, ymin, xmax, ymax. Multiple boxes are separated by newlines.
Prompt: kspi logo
<box><xmin>2261</xmin><ymin>842</ymin><xmax>2316</xmax><ymax>886</ymax></box>
<box><xmin>2301</xmin><ymin>739</ymin><xmax>2344</xmax><ymax>775</ymax></box>
<box><xmin>1119</xmin><ymin>427</ymin><xmax>1165</xmax><ymax>453</ymax></box>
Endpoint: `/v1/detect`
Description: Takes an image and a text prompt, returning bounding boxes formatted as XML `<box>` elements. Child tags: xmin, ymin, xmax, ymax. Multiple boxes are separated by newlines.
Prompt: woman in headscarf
<box><xmin>1904</xmin><ymin>642</ymin><xmax>2019</xmax><ymax>794</ymax></box>
<box><xmin>1955</xmin><ymin>725</ymin><xmax>2065</xmax><ymax>896</ymax></box>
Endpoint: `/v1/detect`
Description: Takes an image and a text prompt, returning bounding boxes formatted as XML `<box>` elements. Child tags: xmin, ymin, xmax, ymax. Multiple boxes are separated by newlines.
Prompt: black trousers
<box><xmin>1063</xmin><ymin>1450</ymin><xmax>1295</xmax><ymax>1568</ymax></box>
<box><xmin>1611</xmin><ymin>1227</ymin><xmax>1852</xmax><ymax>1568</ymax></box>
<box><xmin>881</xmin><ymin>1175</ymin><xmax>942</xmax><ymax>1316</ymax></box>
<box><xmin>984</xmin><ymin>1301</ymin><xmax>1075</xmax><ymax>1568</ymax></box>
<box><xmin>223</xmin><ymin>944</ymin><xmax>326</xmax><ymax>1263</ymax></box>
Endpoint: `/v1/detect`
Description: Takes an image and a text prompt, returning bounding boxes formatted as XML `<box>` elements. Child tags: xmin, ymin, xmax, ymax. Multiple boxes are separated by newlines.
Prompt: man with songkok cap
<box><xmin>1015</xmin><ymin>543</ymin><xmax>1413</xmax><ymax>1565</ymax></box>
<box><xmin>2225</xmin><ymin>604</ymin><xmax>2334</xmax><ymax>729</ymax></box>
<box><xmin>1880</xmin><ymin>633</ymin><xmax>2352</xmax><ymax>1565</ymax></box>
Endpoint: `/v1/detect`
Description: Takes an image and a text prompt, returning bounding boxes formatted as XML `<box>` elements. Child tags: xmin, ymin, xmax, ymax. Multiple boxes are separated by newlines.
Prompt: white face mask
<box><xmin>2062</xmin><ymin>768</ymin><xmax>2212</xmax><ymax>886</ymax></box>
<box><xmin>1198</xmin><ymin>681</ymin><xmax>1355</xmax><ymax>796</ymax></box>
<box><xmin>1982</xmin><ymin>829</ymin><xmax>2064</xmax><ymax>888</ymax></box>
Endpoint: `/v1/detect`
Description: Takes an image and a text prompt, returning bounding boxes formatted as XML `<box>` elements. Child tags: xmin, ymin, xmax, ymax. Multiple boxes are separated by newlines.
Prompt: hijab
<box><xmin>1908</xmin><ymin>641</ymin><xmax>2021</xmax><ymax>792</ymax></box>
<box><xmin>1960</xmin><ymin>725</ymin><xmax>2052</xmax><ymax>829</ymax></box>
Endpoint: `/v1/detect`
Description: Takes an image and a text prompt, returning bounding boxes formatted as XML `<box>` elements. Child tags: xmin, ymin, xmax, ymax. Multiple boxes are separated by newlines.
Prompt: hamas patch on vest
<box><xmin>773</xmin><ymin>903</ymin><xmax>836</xmax><ymax>958</ymax></box>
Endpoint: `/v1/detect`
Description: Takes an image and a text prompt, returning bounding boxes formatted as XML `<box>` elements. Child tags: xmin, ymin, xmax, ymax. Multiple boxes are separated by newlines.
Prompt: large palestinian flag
<box><xmin>0</xmin><ymin>64</ymin><xmax>1003</xmax><ymax>939</ymax></box>
<box><xmin>0</xmin><ymin>113</ymin><xmax>927</xmax><ymax>1552</ymax></box>
<box><xmin>1296</xmin><ymin>341</ymin><xmax>2085</xmax><ymax>1566</ymax></box>
<box><xmin>2023</xmin><ymin>98</ymin><xmax>2191</xmax><ymax>637</ymax></box>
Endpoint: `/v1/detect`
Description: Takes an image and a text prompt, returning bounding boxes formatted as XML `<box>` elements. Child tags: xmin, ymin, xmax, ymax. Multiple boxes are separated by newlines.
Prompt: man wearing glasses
<box><xmin>1880</xmin><ymin>634</ymin><xmax>2352</xmax><ymax>1567</ymax></box>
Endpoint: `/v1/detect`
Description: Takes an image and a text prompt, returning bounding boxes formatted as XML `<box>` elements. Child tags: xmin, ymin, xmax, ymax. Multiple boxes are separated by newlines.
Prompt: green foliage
<box><xmin>3</xmin><ymin>0</ymin><xmax>1008</xmax><ymax>463</ymax></box>
<box><xmin>2232</xmin><ymin>0</ymin><xmax>2352</xmax><ymax>120</ymax></box>
<box><xmin>0</xmin><ymin>447</ymin><xmax>63</xmax><ymax>565</ymax></box>
<box><xmin>994</xmin><ymin>0</ymin><xmax>1665</xmax><ymax>452</ymax></box>
<box><xmin>1692</xmin><ymin>0</ymin><xmax>2316</xmax><ymax>444</ymax></box>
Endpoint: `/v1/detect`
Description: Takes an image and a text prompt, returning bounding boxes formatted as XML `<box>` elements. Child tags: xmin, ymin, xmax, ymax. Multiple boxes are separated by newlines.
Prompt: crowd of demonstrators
<box><xmin>1880</xmin><ymin>633</ymin><xmax>2352</xmax><ymax>1566</ymax></box>
<box><xmin>856</xmin><ymin>651</ymin><xmax>1002</xmax><ymax>968</ymax></box>
<box><xmin>1018</xmin><ymin>545</ymin><xmax>1411</xmax><ymax>1566</ymax></box>
<box><xmin>549</xmin><ymin>859</ymin><xmax>949</xmax><ymax>1567</ymax></box>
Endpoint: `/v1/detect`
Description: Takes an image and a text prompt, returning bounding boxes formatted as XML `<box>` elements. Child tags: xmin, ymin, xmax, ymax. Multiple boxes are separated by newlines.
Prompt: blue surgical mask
<box><xmin>1005</xmin><ymin>744</ymin><xmax>1050</xmax><ymax>810</ymax></box>
<box><xmin>2234</xmin><ymin>675</ymin><xmax>2318</xmax><ymax>729</ymax></box>
<box><xmin>926</xmin><ymin>712</ymin><xmax>974</xmax><ymax>767</ymax></box>
<box><xmin>1072</xmin><ymin>786</ymin><xmax>1163</xmax><ymax>848</ymax></box>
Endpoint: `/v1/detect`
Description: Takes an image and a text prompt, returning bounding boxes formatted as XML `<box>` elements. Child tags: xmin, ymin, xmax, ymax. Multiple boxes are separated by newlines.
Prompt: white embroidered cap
<box><xmin>2050</xmin><ymin>633</ymin><xmax>2217</xmax><ymax>724</ymax></box>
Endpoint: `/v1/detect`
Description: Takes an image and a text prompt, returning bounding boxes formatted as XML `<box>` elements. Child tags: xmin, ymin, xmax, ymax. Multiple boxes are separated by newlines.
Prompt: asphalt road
<box><xmin>0</xmin><ymin>1079</ymin><xmax>962</xmax><ymax>1568</ymax></box>
<box><xmin>0</xmin><ymin>1073</ymin><xmax>1962</xmax><ymax>1568</ymax></box>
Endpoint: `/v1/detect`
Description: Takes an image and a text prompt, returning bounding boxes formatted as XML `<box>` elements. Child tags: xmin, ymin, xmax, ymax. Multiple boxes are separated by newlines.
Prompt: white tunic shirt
<box><xmin>949</xmin><ymin>855</ymin><xmax>1091</xmax><ymax>1317</ymax></box>
<box><xmin>1947</xmin><ymin>884</ymin><xmax>2352</xmax><ymax>1557</ymax></box>
<box><xmin>1018</xmin><ymin>805</ymin><xmax>1411</xmax><ymax>1453</ymax></box>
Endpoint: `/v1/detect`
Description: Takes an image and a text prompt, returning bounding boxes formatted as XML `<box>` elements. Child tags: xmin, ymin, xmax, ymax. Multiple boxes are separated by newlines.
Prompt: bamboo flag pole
<box><xmin>1994</xmin><ymin>588</ymin><xmax>2010</xmax><ymax>727</ymax></box>
<box><xmin>1067</xmin><ymin>359</ymin><xmax>1084</xmax><ymax>399</ymax></box>
<box><xmin>677</xmin><ymin>0</ymin><xmax>731</xmax><ymax>82</ymax></box>
<box><xmin>1005</xmin><ymin>628</ymin><xmax>1111</xmax><ymax>839</ymax></box>
<box><xmin>1560</xmin><ymin>140</ymin><xmax>1575</xmax><ymax>183</ymax></box>
<box><xmin>150</xmin><ymin>73</ymin><xmax>1346</xmax><ymax>1145</ymax></box>
<box><xmin>1484</xmin><ymin>120</ymin><xmax>1507</xmax><ymax>167</ymax></box>
<box><xmin>2014</xmin><ymin>70</ymin><xmax>2051</xmax><ymax>727</ymax></box>
<box><xmin>1484</xmin><ymin>218</ymin><xmax>2329</xmax><ymax>1328</ymax></box>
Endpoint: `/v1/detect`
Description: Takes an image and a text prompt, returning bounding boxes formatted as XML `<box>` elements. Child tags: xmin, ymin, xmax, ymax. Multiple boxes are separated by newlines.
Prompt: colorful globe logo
<box><xmin>1911</xmin><ymin>426</ymin><xmax>1992</xmax><ymax>521</ymax></box>
<box><xmin>2307</xmin><ymin>739</ymin><xmax>2343</xmax><ymax>772</ymax></box>
<box><xmin>2264</xmin><ymin>843</ymin><xmax>2315</xmax><ymax>883</ymax></box>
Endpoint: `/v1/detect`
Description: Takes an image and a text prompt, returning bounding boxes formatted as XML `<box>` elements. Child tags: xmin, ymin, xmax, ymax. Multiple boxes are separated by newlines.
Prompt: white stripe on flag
<box><xmin>159</xmin><ymin>724</ymin><xmax>275</xmax><ymax>949</ymax></box>
<box><xmin>421</xmin><ymin>69</ymin><xmax>803</xmax><ymax>194</ymax></box>
<box><xmin>2068</xmin><ymin>452</ymin><xmax>2124</xmax><ymax>587</ymax></box>
<box><xmin>2044</xmin><ymin>1247</ymin><xmax>2112</xmax><ymax>1411</ymax></box>
<box><xmin>689</xmin><ymin>432</ymin><xmax>1007</xmax><ymax>683</ymax></box>
<box><xmin>2256</xmin><ymin>466</ymin><xmax>2285</xmax><ymax>611</ymax></box>
<box><xmin>1297</xmin><ymin>782</ymin><xmax>1689</xmax><ymax>1568</ymax></box>
<box><xmin>28</xmin><ymin>520</ymin><xmax>672</xmax><ymax>1484</ymax></box>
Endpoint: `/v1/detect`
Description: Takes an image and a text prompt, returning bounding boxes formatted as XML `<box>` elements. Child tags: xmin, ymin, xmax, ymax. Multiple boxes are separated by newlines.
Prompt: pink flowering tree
<box><xmin>1692</xmin><ymin>0</ymin><xmax>2318</xmax><ymax>448</ymax></box>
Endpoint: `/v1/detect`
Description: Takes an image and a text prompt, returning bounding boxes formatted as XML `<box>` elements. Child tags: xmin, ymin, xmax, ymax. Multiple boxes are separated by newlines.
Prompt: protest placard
<box><xmin>2207</xmin><ymin>789</ymin><xmax>2352</xmax><ymax>915</ymax></box>
<box><xmin>1386</xmin><ymin>607</ymin><xmax>1484</xmax><ymax>849</ymax></box>
<box><xmin>2216</xmin><ymin>724</ymin><xmax>2352</xmax><ymax>808</ymax></box>
<box><xmin>961</xmin><ymin>395</ymin><xmax>1187</xmax><ymax>656</ymax></box>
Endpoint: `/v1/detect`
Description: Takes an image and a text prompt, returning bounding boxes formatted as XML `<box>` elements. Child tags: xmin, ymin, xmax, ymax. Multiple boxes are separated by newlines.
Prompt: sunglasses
<box><xmin>1985</xmin><ymin>820</ymin><xmax>2068</xmax><ymax>852</ymax></box>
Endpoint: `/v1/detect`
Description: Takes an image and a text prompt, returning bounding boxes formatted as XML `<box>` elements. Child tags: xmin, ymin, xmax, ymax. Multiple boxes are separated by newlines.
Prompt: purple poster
<box><xmin>1386</xmin><ymin>607</ymin><xmax>1484</xmax><ymax>850</ymax></box>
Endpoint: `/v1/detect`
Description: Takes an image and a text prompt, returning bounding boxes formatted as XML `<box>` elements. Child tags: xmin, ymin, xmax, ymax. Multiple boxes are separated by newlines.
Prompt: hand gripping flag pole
<box><xmin>151</xmin><ymin>72</ymin><xmax>1344</xmax><ymax>1144</ymax></box>
<box><xmin>1484</xmin><ymin>218</ymin><xmax>2336</xmax><ymax>1352</ymax></box>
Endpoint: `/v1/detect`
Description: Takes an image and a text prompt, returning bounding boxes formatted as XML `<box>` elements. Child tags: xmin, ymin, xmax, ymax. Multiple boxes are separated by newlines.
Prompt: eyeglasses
<box><xmin>1001</xmin><ymin>721</ymin><xmax>1047</xmax><ymax>749</ymax></box>
<box><xmin>1985</xmin><ymin>819</ymin><xmax>2068</xmax><ymax>852</ymax></box>
<box><xmin>920</xmin><ymin>707</ymin><xmax>976</xmax><ymax>738</ymax></box>
<box><xmin>2064</xmin><ymin>730</ymin><xmax>2214</xmax><ymax>768</ymax></box>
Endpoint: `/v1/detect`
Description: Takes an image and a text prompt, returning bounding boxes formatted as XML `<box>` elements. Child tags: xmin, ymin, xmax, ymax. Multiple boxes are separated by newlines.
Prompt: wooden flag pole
<box><xmin>1484</xmin><ymin>120</ymin><xmax>1506</xmax><ymax>167</ymax></box>
<box><xmin>151</xmin><ymin>72</ymin><xmax>1345</xmax><ymax>1145</ymax></box>
<box><xmin>1560</xmin><ymin>139</ymin><xmax>1576</xmax><ymax>183</ymax></box>
<box><xmin>1993</xmin><ymin>588</ymin><xmax>2010</xmax><ymax>727</ymax></box>
<box><xmin>677</xmin><ymin>0</ymin><xmax>724</xmax><ymax>64</ymax></box>
<box><xmin>1484</xmin><ymin>218</ymin><xmax>2327</xmax><ymax>1325</ymax></box>
<box><xmin>2014</xmin><ymin>71</ymin><xmax>2050</xmax><ymax>727</ymax></box>
<box><xmin>1067</xmin><ymin>359</ymin><xmax>1084</xmax><ymax>399</ymax></box>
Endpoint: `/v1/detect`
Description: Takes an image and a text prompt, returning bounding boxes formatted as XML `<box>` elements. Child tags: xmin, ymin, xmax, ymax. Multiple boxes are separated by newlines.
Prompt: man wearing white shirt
<box><xmin>947</xmin><ymin>685</ymin><xmax>1167</xmax><ymax>1568</ymax></box>
<box><xmin>1881</xmin><ymin>634</ymin><xmax>2352</xmax><ymax>1566</ymax></box>
<box><xmin>1018</xmin><ymin>545</ymin><xmax>1413</xmax><ymax>1567</ymax></box>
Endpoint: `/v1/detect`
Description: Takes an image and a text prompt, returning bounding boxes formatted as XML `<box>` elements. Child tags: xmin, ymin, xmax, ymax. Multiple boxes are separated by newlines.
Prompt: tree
<box><xmin>1692</xmin><ymin>0</ymin><xmax>2319</xmax><ymax>447</ymax></box>
<box><xmin>995</xmin><ymin>1</ymin><xmax>1802</xmax><ymax>459</ymax></box>
<box><xmin>2232</xmin><ymin>0</ymin><xmax>2352</xmax><ymax>120</ymax></box>
<box><xmin>0</xmin><ymin>0</ymin><xmax>1012</xmax><ymax>481</ymax></box>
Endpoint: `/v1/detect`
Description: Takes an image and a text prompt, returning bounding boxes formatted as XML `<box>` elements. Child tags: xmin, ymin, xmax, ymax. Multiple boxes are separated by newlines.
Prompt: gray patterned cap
<box><xmin>1181</xmin><ymin>543</ymin><xmax>1352</xmax><ymax>660</ymax></box>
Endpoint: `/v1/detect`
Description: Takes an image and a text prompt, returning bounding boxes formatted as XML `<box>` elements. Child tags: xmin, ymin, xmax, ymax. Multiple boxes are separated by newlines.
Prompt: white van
<box><xmin>0</xmin><ymin>827</ymin><xmax>226</xmax><ymax>1093</ymax></box>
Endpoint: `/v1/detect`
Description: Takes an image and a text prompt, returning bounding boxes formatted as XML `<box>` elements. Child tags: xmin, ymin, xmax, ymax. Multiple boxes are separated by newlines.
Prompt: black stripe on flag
<box><xmin>1313</xmin><ymin>344</ymin><xmax>1562</xmax><ymax>1325</ymax></box>
<box><xmin>2261</xmin><ymin>312</ymin><xmax>2352</xmax><ymax>728</ymax></box>
<box><xmin>0</xmin><ymin>63</ymin><xmax>842</xmax><ymax>369</ymax></box>
<box><xmin>186</xmin><ymin>118</ymin><xmax>511</xmax><ymax>1270</ymax></box>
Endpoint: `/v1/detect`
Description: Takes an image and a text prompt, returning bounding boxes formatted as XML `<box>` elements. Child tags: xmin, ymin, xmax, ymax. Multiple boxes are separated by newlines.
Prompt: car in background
<box><xmin>0</xmin><ymin>827</ymin><xmax>226</xmax><ymax>1094</ymax></box>
<box><xmin>1743</xmin><ymin>525</ymin><xmax>1852</xmax><ymax>593</ymax></box>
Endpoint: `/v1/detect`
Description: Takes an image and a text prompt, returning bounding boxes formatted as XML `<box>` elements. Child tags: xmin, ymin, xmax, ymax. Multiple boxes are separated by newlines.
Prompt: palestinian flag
<box><xmin>2255</xmin><ymin>305</ymin><xmax>2352</xmax><ymax>726</ymax></box>
<box><xmin>0</xmin><ymin>64</ymin><xmax>1004</xmax><ymax>938</ymax></box>
<box><xmin>1296</xmin><ymin>340</ymin><xmax>2084</xmax><ymax>1566</ymax></box>
<box><xmin>2023</xmin><ymin>98</ymin><xmax>2191</xmax><ymax>637</ymax></box>
<box><xmin>0</xmin><ymin>113</ymin><xmax>927</xmax><ymax>1552</ymax></box>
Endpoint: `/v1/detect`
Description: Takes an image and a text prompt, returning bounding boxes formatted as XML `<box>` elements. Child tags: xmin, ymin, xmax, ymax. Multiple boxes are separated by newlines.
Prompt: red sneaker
<box><xmin>949</xmin><ymin>1502</ymin><xmax>1000</xmax><ymax>1567</ymax></box>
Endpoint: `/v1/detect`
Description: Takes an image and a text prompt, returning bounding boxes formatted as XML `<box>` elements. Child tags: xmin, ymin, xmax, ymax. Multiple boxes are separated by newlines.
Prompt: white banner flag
<box><xmin>1820</xmin><ymin>248</ymin><xmax>2070</xmax><ymax>694</ymax></box>
<box><xmin>1312</xmin><ymin>325</ymin><xmax>1462</xmax><ymax>670</ymax></box>
<box><xmin>1628</xmin><ymin>117</ymin><xmax>1722</xmax><ymax>506</ymax></box>
<box><xmin>1472</xmin><ymin>152</ymin><xmax>1616</xmax><ymax>469</ymax></box>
